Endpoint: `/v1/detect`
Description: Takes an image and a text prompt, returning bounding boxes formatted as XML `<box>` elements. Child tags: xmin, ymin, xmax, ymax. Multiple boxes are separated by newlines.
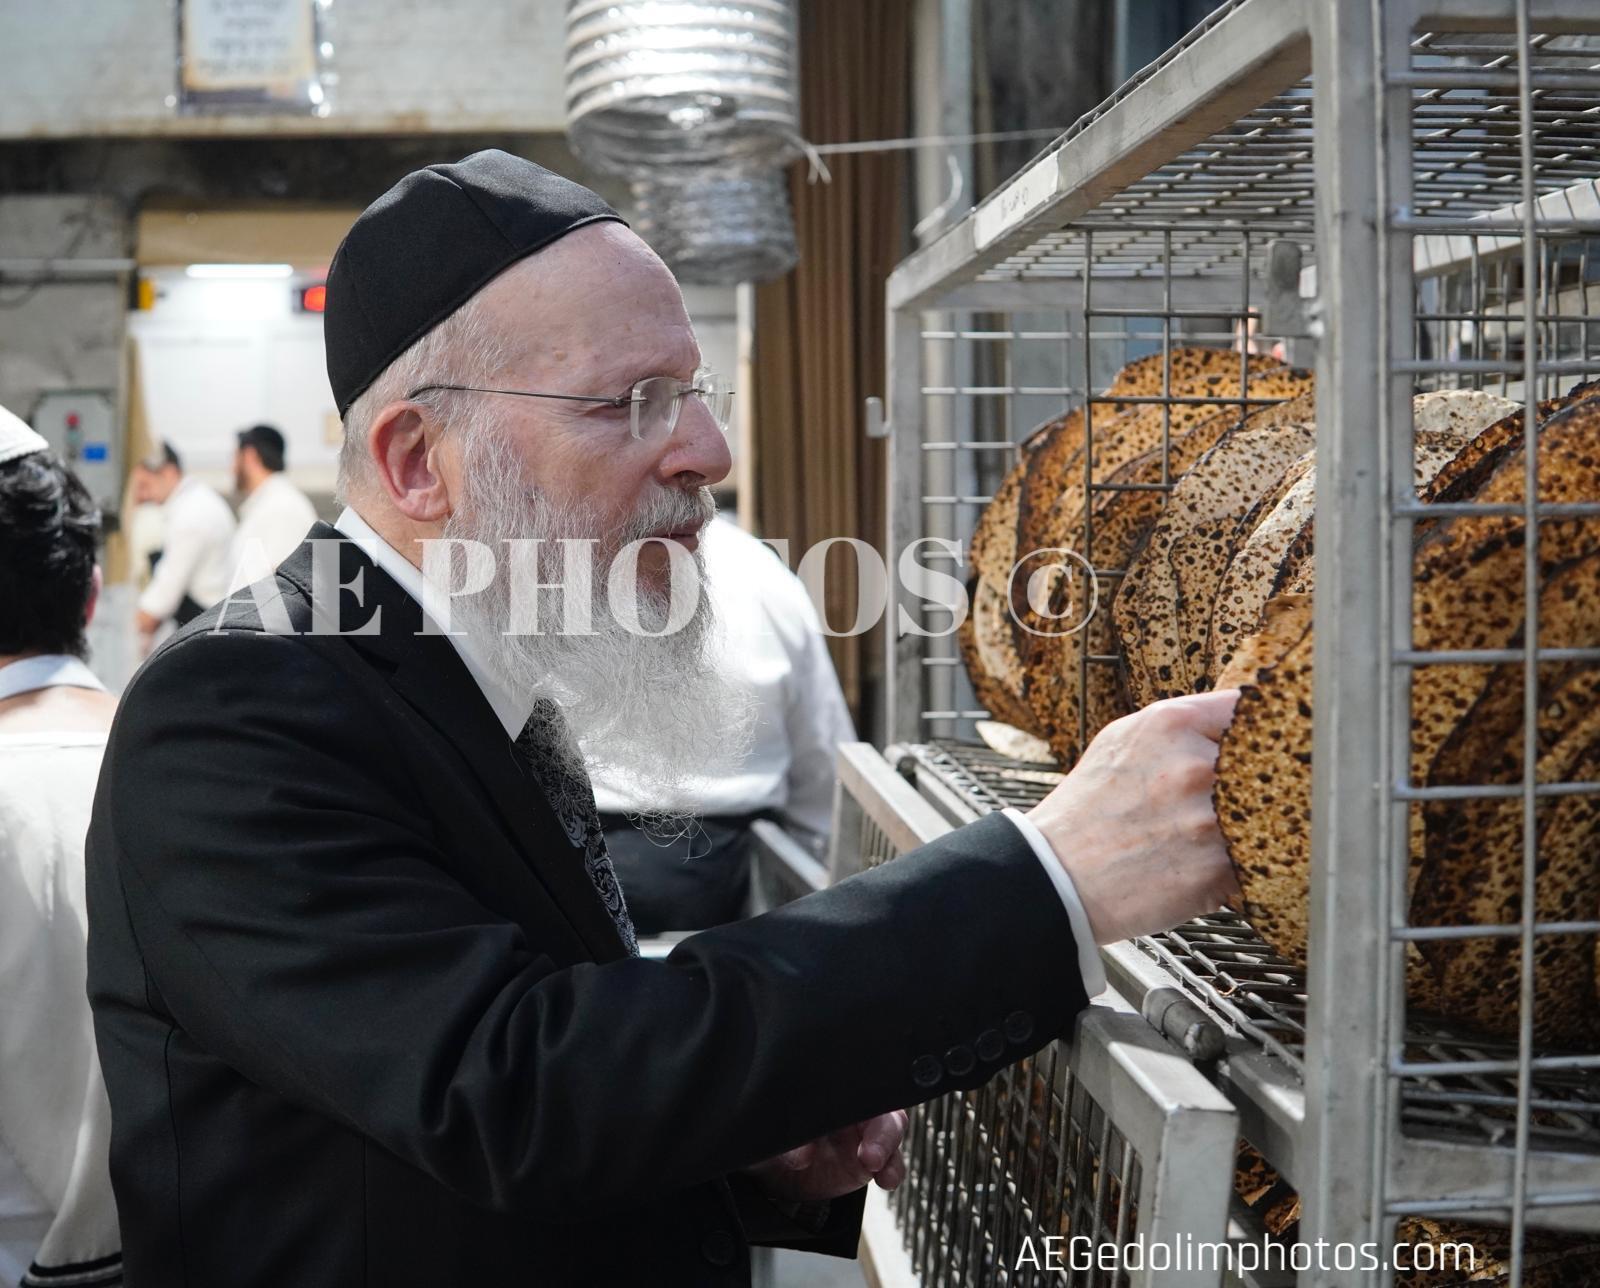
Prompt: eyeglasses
<box><xmin>406</xmin><ymin>365</ymin><xmax>734</xmax><ymax>442</ymax></box>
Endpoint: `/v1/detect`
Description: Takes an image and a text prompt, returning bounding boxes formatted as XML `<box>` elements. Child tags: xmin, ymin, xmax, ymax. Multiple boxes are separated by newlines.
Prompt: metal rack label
<box><xmin>974</xmin><ymin>153</ymin><xmax>1062</xmax><ymax>251</ymax></box>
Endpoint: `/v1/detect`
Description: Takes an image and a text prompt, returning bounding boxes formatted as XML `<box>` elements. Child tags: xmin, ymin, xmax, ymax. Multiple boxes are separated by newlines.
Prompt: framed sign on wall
<box><xmin>176</xmin><ymin>0</ymin><xmax>335</xmax><ymax>116</ymax></box>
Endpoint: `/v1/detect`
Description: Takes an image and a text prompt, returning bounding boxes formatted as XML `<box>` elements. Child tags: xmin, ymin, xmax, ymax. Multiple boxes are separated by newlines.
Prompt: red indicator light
<box><xmin>66</xmin><ymin>413</ymin><xmax>80</xmax><ymax>429</ymax></box>
<box><xmin>299</xmin><ymin>284</ymin><xmax>327</xmax><ymax>313</ymax></box>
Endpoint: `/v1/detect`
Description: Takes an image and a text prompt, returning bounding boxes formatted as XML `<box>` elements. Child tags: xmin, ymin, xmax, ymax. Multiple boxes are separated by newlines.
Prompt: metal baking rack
<box><xmin>877</xmin><ymin>0</ymin><xmax>1600</xmax><ymax>1277</ymax></box>
<box><xmin>896</xmin><ymin>740</ymin><xmax>1600</xmax><ymax>1176</ymax></box>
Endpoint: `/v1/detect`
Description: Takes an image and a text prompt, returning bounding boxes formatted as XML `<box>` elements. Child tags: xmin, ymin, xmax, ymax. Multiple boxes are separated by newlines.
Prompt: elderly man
<box><xmin>86</xmin><ymin>152</ymin><xmax>1237</xmax><ymax>1287</ymax></box>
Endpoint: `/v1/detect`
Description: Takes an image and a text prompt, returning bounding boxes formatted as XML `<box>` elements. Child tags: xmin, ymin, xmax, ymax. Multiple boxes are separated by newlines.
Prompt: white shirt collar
<box><xmin>332</xmin><ymin>507</ymin><xmax>533</xmax><ymax>740</ymax></box>
<box><xmin>0</xmin><ymin>654</ymin><xmax>106</xmax><ymax>703</ymax></box>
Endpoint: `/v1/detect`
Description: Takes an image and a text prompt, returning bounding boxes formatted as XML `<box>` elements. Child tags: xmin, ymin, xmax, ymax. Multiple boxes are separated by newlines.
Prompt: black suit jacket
<box><xmin>86</xmin><ymin>525</ymin><xmax>1091</xmax><ymax>1286</ymax></box>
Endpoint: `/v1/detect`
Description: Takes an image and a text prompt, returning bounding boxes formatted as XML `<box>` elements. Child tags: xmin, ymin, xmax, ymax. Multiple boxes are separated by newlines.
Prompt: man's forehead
<box><xmin>589</xmin><ymin>330</ymin><xmax>702</xmax><ymax>379</ymax></box>
<box><xmin>490</xmin><ymin>248</ymin><xmax>700</xmax><ymax>379</ymax></box>
<box><xmin>494</xmin><ymin>318</ymin><xmax>692</xmax><ymax>379</ymax></box>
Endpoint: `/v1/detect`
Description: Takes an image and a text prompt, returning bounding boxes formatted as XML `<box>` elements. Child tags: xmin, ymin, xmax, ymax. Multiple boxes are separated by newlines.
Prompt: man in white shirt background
<box><xmin>130</xmin><ymin>441</ymin><xmax>235</xmax><ymax>639</ymax></box>
<box><xmin>228</xmin><ymin>423</ymin><xmax>319</xmax><ymax>590</ymax></box>
<box><xmin>590</xmin><ymin>514</ymin><xmax>856</xmax><ymax>933</ymax></box>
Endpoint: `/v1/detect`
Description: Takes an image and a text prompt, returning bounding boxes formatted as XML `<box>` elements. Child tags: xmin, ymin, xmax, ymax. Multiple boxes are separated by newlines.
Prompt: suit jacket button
<box><xmin>911</xmin><ymin>1054</ymin><xmax>942</xmax><ymax>1088</ymax></box>
<box><xmin>1003</xmin><ymin>1010</ymin><xmax>1034</xmax><ymax>1044</ymax></box>
<box><xmin>976</xmin><ymin>1029</ymin><xmax>1005</xmax><ymax>1062</ymax></box>
<box><xmin>701</xmin><ymin>1229</ymin><xmax>738</xmax><ymax>1267</ymax></box>
<box><xmin>944</xmin><ymin>1044</ymin><xmax>976</xmax><ymax>1077</ymax></box>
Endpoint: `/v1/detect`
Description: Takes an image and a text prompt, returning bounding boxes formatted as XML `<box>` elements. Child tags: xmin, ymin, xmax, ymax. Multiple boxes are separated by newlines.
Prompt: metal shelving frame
<box><xmin>892</xmin><ymin>740</ymin><xmax>1600</xmax><ymax>1227</ymax></box>
<box><xmin>831</xmin><ymin>745</ymin><xmax>1239</xmax><ymax>1288</ymax></box>
<box><xmin>879</xmin><ymin>1</ymin><xmax>1600</xmax><ymax>1283</ymax></box>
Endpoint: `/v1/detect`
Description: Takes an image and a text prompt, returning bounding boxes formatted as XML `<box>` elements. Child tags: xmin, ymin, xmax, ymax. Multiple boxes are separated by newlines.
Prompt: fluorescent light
<box><xmin>185</xmin><ymin>263</ymin><xmax>294</xmax><ymax>279</ymax></box>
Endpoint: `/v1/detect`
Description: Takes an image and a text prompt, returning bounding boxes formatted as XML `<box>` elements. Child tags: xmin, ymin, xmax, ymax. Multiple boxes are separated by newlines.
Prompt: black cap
<box><xmin>236</xmin><ymin>423</ymin><xmax>286</xmax><ymax>471</ymax></box>
<box><xmin>323</xmin><ymin>150</ymin><xmax>626</xmax><ymax>416</ymax></box>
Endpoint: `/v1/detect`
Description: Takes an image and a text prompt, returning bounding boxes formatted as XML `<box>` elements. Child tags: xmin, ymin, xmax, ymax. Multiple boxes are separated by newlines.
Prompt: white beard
<box><xmin>437</xmin><ymin>427</ymin><xmax>754</xmax><ymax>815</ymax></box>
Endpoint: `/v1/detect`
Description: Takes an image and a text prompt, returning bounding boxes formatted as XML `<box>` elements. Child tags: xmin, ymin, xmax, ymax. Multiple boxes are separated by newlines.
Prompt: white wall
<box><xmin>1</xmin><ymin>0</ymin><xmax>570</xmax><ymax>139</ymax></box>
<box><xmin>129</xmin><ymin>270</ymin><xmax>341</xmax><ymax>497</ymax></box>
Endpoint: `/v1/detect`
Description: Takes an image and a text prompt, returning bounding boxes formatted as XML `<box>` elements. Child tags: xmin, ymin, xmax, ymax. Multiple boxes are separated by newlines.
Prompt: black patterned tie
<box><xmin>514</xmin><ymin>700</ymin><xmax>638</xmax><ymax>956</ymax></box>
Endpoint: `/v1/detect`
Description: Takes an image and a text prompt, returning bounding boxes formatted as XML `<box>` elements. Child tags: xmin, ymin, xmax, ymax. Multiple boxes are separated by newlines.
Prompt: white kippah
<box><xmin>0</xmin><ymin>403</ymin><xmax>48</xmax><ymax>466</ymax></box>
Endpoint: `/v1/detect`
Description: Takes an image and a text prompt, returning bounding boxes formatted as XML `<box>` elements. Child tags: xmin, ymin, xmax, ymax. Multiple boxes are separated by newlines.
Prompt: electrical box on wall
<box><xmin>31</xmin><ymin>390</ymin><xmax>119</xmax><ymax>518</ymax></box>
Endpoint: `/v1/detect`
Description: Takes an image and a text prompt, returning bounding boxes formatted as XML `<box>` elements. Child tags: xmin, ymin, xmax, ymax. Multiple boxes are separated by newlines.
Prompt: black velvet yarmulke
<box><xmin>324</xmin><ymin>149</ymin><xmax>625</xmax><ymax>415</ymax></box>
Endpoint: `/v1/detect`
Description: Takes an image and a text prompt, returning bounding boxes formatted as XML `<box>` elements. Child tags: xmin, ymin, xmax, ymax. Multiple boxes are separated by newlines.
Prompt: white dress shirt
<box><xmin>136</xmin><ymin>477</ymin><xmax>237</xmax><ymax>621</ymax></box>
<box><xmin>229</xmin><ymin>473</ymin><xmax>318</xmax><ymax>591</ymax></box>
<box><xmin>331</xmin><ymin>507</ymin><xmax>1106</xmax><ymax>995</ymax></box>
<box><xmin>0</xmin><ymin>657</ymin><xmax>120</xmax><ymax>1288</ymax></box>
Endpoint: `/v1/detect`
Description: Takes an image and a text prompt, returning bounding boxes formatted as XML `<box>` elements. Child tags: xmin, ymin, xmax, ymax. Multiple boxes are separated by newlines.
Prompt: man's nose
<box><xmin>654</xmin><ymin>395</ymin><xmax>732</xmax><ymax>488</ymax></box>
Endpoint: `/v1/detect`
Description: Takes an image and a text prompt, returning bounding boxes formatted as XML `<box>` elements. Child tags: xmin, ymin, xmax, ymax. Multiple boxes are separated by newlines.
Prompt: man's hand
<box><xmin>744</xmin><ymin>1110</ymin><xmax>909</xmax><ymax>1202</ymax></box>
<box><xmin>1027</xmin><ymin>690</ymin><xmax>1242</xmax><ymax>944</ymax></box>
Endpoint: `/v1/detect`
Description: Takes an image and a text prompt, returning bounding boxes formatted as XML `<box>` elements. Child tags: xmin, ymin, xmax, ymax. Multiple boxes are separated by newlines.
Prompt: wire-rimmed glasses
<box><xmin>405</xmin><ymin>365</ymin><xmax>734</xmax><ymax>441</ymax></box>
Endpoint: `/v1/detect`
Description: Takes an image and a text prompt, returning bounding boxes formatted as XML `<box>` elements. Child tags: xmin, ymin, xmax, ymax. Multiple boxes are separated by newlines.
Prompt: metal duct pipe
<box><xmin>566</xmin><ymin>0</ymin><xmax>800</xmax><ymax>176</ymax></box>
<box><xmin>630</xmin><ymin>167</ymin><xmax>798</xmax><ymax>284</ymax></box>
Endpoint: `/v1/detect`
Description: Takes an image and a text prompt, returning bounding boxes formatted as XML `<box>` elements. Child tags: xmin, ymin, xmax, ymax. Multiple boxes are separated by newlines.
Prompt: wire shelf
<box><xmin>895</xmin><ymin>1049</ymin><xmax>1143</xmax><ymax>1288</ymax></box>
<box><xmin>972</xmin><ymin>32</ymin><xmax>1600</xmax><ymax>286</ymax></box>
<box><xmin>851</xmin><ymin>786</ymin><xmax>1144</xmax><ymax>1288</ymax></box>
<box><xmin>899</xmin><ymin>739</ymin><xmax>1600</xmax><ymax>1165</ymax></box>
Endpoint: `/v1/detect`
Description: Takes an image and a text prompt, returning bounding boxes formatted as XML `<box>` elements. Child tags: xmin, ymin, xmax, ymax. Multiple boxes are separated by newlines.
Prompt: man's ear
<box><xmin>369</xmin><ymin>401</ymin><xmax>453</xmax><ymax>523</ymax></box>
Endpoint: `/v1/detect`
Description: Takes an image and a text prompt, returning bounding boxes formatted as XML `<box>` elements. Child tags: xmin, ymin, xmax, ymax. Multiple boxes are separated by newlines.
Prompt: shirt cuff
<box><xmin>137</xmin><ymin>581</ymin><xmax>178</xmax><ymax>621</ymax></box>
<box><xmin>1001</xmin><ymin>808</ymin><xmax>1108</xmax><ymax>998</ymax></box>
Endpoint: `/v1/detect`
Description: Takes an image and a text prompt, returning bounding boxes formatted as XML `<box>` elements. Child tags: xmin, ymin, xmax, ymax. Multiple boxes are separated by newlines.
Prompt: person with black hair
<box><xmin>229</xmin><ymin>423</ymin><xmax>317</xmax><ymax>589</ymax></box>
<box><xmin>130</xmin><ymin>440</ymin><xmax>235</xmax><ymax>636</ymax></box>
<box><xmin>0</xmin><ymin>407</ymin><xmax>120</xmax><ymax>1288</ymax></box>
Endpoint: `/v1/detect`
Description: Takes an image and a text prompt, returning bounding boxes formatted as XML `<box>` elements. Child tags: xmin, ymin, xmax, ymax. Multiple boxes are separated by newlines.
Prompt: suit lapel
<box><xmin>278</xmin><ymin>527</ymin><xmax>630</xmax><ymax>962</ymax></box>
